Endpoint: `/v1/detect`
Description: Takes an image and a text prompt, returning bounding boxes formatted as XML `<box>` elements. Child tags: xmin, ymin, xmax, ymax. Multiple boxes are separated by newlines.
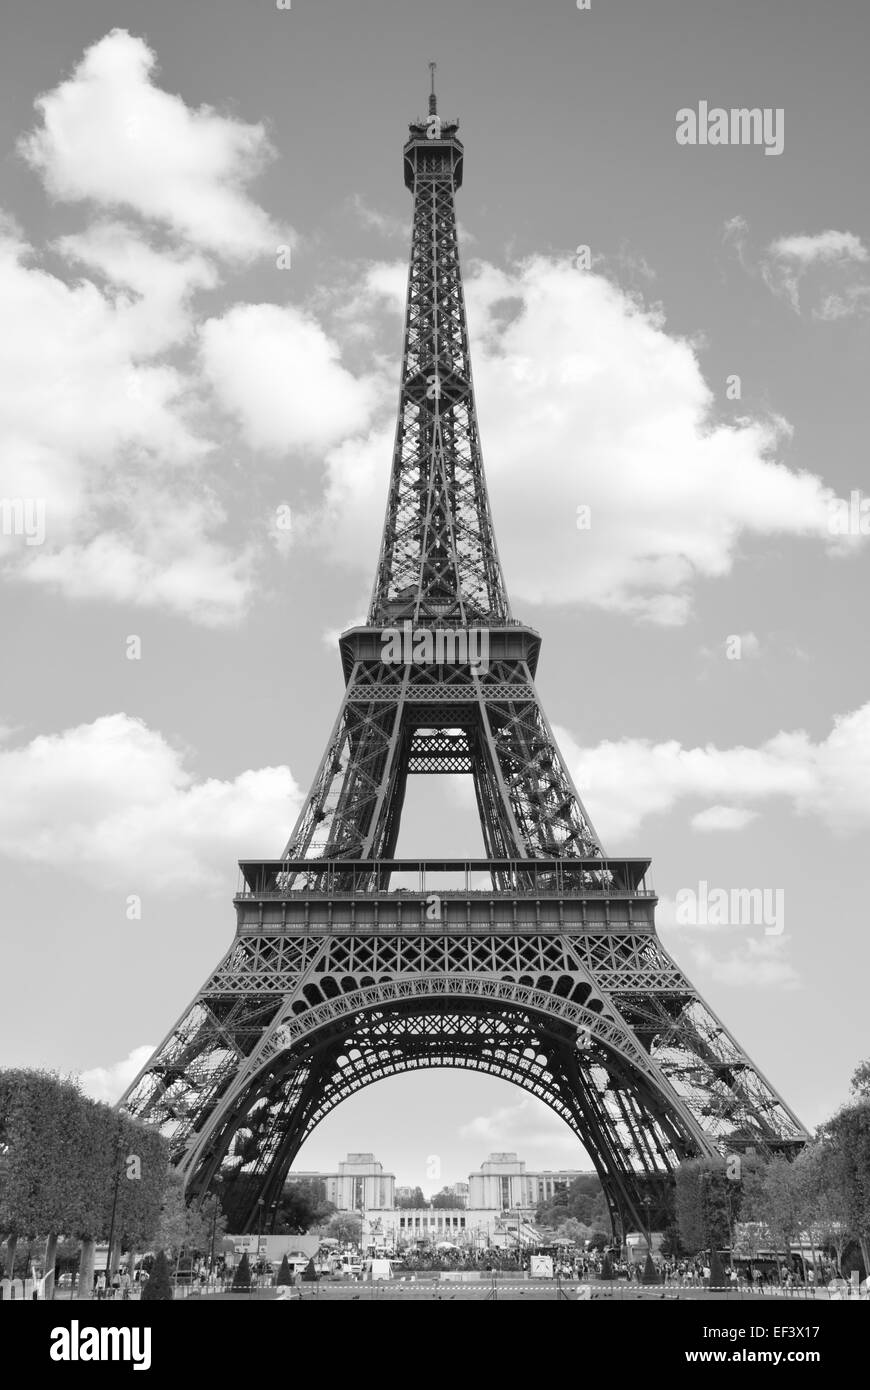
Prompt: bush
<box><xmin>231</xmin><ymin>1253</ymin><xmax>251</xmax><ymax>1291</ymax></box>
<box><xmin>642</xmin><ymin>1252</ymin><xmax>659</xmax><ymax>1285</ymax></box>
<box><xmin>600</xmin><ymin>1252</ymin><xmax>614</xmax><ymax>1280</ymax></box>
<box><xmin>140</xmin><ymin>1250</ymin><xmax>173</xmax><ymax>1301</ymax></box>
<box><xmin>301</xmin><ymin>1257</ymin><xmax>318</xmax><ymax>1282</ymax></box>
<box><xmin>276</xmin><ymin>1254</ymin><xmax>292</xmax><ymax>1286</ymax></box>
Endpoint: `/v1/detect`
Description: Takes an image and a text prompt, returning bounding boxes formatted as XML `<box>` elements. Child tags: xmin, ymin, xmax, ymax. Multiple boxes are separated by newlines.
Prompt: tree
<box><xmin>740</xmin><ymin>1156</ymin><xmax>803</xmax><ymax>1276</ymax></box>
<box><xmin>395</xmin><ymin>1187</ymin><xmax>427</xmax><ymax>1210</ymax></box>
<box><xmin>152</xmin><ymin>1172</ymin><xmax>211</xmax><ymax>1260</ymax></box>
<box><xmin>113</xmin><ymin>1121</ymin><xmax>169</xmax><ymax>1273</ymax></box>
<box><xmin>660</xmin><ymin>1223</ymin><xmax>683</xmax><ymax>1259</ymax></box>
<box><xmin>554</xmin><ymin>1217</ymin><xmax>593</xmax><ymax>1247</ymax></box>
<box><xmin>232</xmin><ymin>1253</ymin><xmax>251</xmax><ymax>1290</ymax></box>
<box><xmin>274</xmin><ymin>1179</ymin><xmax>332</xmax><ymax>1233</ymax></box>
<box><xmin>600</xmin><ymin>1251</ymin><xmax>614</xmax><ymax>1279</ymax></box>
<box><xmin>675</xmin><ymin>1160</ymin><xmax>731</xmax><ymax>1254</ymax></box>
<box><xmin>141</xmin><ymin>1250</ymin><xmax>173</xmax><ymax>1301</ymax></box>
<box><xmin>850</xmin><ymin>1059</ymin><xmax>870</xmax><ymax>1099</ymax></box>
<box><xmin>196</xmin><ymin>1192</ymin><xmax>227</xmax><ymax>1271</ymax></box>
<box><xmin>0</xmin><ymin>1072</ymin><xmax>111</xmax><ymax>1250</ymax></box>
<box><xmin>709</xmin><ymin>1249</ymin><xmax>726</xmax><ymax>1287</ymax></box>
<box><xmin>642</xmin><ymin>1252</ymin><xmax>659</xmax><ymax>1285</ymax></box>
<box><xmin>792</xmin><ymin>1139</ymin><xmax>849</xmax><ymax>1277</ymax></box>
<box><xmin>325</xmin><ymin>1212</ymin><xmax>362</xmax><ymax>1245</ymax></box>
<box><xmin>431</xmin><ymin>1189</ymin><xmax>460</xmax><ymax>1209</ymax></box>
<box><xmin>276</xmin><ymin>1254</ymin><xmax>292</xmax><ymax>1286</ymax></box>
<box><xmin>0</xmin><ymin>1070</ymin><xmax>169</xmax><ymax>1294</ymax></box>
<box><xmin>825</xmin><ymin>1097</ymin><xmax>870</xmax><ymax>1277</ymax></box>
<box><xmin>535</xmin><ymin>1174</ymin><xmax>606</xmax><ymax>1230</ymax></box>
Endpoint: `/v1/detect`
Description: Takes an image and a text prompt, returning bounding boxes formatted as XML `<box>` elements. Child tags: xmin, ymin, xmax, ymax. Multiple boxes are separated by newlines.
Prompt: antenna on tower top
<box><xmin>428</xmin><ymin>61</ymin><xmax>437</xmax><ymax>116</ymax></box>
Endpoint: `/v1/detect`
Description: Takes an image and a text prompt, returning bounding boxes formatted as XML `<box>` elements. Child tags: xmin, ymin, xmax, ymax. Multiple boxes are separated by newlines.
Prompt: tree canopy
<box><xmin>0</xmin><ymin>1069</ymin><xmax>167</xmax><ymax>1246</ymax></box>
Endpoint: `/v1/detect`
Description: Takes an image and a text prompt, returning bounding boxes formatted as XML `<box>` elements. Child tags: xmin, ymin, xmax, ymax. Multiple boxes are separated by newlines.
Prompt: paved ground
<box><xmin>197</xmin><ymin>1281</ymin><xmax>830</xmax><ymax>1303</ymax></box>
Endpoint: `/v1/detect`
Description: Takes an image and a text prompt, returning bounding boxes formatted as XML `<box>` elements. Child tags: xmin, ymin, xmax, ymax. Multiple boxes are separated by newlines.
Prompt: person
<box><xmin>111</xmin><ymin>1270</ymin><xmax>121</xmax><ymax>1299</ymax></box>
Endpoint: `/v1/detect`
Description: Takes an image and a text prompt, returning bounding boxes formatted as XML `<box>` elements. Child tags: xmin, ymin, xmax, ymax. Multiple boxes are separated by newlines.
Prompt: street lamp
<box><xmin>104</xmin><ymin>1121</ymin><xmax>127</xmax><ymax>1296</ymax></box>
<box><xmin>207</xmin><ymin>1196</ymin><xmax>219</xmax><ymax>1291</ymax></box>
<box><xmin>641</xmin><ymin>1194</ymin><xmax>653</xmax><ymax>1262</ymax></box>
<box><xmin>255</xmin><ymin>1198</ymin><xmax>265</xmax><ymax>1296</ymax></box>
<box><xmin>699</xmin><ymin>1169</ymin><xmax>713</xmax><ymax>1282</ymax></box>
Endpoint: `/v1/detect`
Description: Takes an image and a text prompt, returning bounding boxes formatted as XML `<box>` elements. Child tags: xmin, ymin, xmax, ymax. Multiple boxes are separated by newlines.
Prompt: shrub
<box><xmin>231</xmin><ymin>1253</ymin><xmax>251</xmax><ymax>1291</ymax></box>
<box><xmin>141</xmin><ymin>1250</ymin><xmax>173</xmax><ymax>1301</ymax></box>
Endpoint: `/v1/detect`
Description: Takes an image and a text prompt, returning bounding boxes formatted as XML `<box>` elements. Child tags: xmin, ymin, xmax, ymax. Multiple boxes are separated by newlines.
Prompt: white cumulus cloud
<box><xmin>79</xmin><ymin>1045</ymin><xmax>155</xmax><ymax>1104</ymax></box>
<box><xmin>556</xmin><ymin>700</ymin><xmax>870</xmax><ymax>846</ymax></box>
<box><xmin>691</xmin><ymin>937</ymin><xmax>800</xmax><ymax>990</ymax></box>
<box><xmin>0</xmin><ymin>714</ymin><xmax>301</xmax><ymax>891</ymax></box>
<box><xmin>315</xmin><ymin>257</ymin><xmax>840</xmax><ymax>623</ymax></box>
<box><xmin>199</xmin><ymin>302</ymin><xmax>384</xmax><ymax>453</ymax></box>
<box><xmin>691</xmin><ymin>805</ymin><xmax>760</xmax><ymax>832</ymax></box>
<box><xmin>730</xmin><ymin>219</ymin><xmax>870</xmax><ymax>318</ymax></box>
<box><xmin>20</xmin><ymin>29</ymin><xmax>284</xmax><ymax>260</ymax></box>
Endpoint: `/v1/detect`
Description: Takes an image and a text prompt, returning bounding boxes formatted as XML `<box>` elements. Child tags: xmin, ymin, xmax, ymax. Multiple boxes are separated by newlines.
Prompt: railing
<box><xmin>236</xmin><ymin>857</ymin><xmax>654</xmax><ymax>900</ymax></box>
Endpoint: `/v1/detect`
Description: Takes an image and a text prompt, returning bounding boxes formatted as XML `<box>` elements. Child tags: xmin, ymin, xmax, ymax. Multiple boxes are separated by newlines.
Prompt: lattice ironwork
<box><xmin>120</xmin><ymin>77</ymin><xmax>808</xmax><ymax>1242</ymax></box>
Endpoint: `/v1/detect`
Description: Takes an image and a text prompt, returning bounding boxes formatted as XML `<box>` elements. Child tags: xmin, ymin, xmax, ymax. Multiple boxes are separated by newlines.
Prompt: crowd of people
<box><xmin>79</xmin><ymin>1245</ymin><xmax>836</xmax><ymax>1295</ymax></box>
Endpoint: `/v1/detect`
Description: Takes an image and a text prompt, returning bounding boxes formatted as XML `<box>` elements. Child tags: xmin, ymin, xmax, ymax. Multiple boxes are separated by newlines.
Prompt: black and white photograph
<box><xmin>1</xmin><ymin>0</ymin><xmax>868</xmax><ymax>1362</ymax></box>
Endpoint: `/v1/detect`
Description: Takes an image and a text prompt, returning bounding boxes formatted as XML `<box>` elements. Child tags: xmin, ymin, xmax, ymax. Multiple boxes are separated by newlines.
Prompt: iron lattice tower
<box><xmin>121</xmin><ymin>77</ymin><xmax>807</xmax><ymax>1237</ymax></box>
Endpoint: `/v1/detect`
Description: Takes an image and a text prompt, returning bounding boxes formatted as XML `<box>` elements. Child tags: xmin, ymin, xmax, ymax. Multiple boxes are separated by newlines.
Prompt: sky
<box><xmin>1</xmin><ymin>0</ymin><xmax>869</xmax><ymax>1194</ymax></box>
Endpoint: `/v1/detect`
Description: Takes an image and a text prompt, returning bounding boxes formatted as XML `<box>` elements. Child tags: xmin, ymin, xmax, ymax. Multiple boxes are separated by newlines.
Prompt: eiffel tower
<box><xmin>121</xmin><ymin>71</ymin><xmax>807</xmax><ymax>1237</ymax></box>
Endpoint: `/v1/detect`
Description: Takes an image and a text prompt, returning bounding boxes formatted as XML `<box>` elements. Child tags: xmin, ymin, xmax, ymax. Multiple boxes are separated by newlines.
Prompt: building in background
<box><xmin>285</xmin><ymin>1151</ymin><xmax>593</xmax><ymax>1219</ymax></box>
<box><xmin>363</xmin><ymin>1207</ymin><xmax>538</xmax><ymax>1252</ymax></box>
<box><xmin>467</xmin><ymin>1153</ymin><xmax>590</xmax><ymax>1211</ymax></box>
<box><xmin>285</xmin><ymin>1153</ymin><xmax>395</xmax><ymax>1211</ymax></box>
<box><xmin>440</xmin><ymin>1181</ymin><xmax>469</xmax><ymax>1207</ymax></box>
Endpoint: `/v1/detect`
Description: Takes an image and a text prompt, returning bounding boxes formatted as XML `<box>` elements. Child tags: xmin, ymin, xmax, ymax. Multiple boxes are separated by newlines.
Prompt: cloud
<box><xmin>657</xmin><ymin>895</ymin><xmax>798</xmax><ymax>989</ymax></box>
<box><xmin>555</xmin><ymin>700</ymin><xmax>870</xmax><ymax>845</ymax></box>
<box><xmin>1</xmin><ymin>33</ymin><xmax>396</xmax><ymax>626</ymax></box>
<box><xmin>690</xmin><ymin>937</ymin><xmax>800</xmax><ymax>990</ymax></box>
<box><xmin>458</xmin><ymin>1096</ymin><xmax>580</xmax><ymax>1154</ymax></box>
<box><xmin>2</xmin><ymin>33</ymin><xmax>393</xmax><ymax>624</ymax></box>
<box><xmin>79</xmin><ymin>1045</ymin><xmax>155</xmax><ymax>1104</ymax></box>
<box><xmin>315</xmin><ymin>256</ymin><xmax>838</xmax><ymax>623</ymax></box>
<box><xmin>0</xmin><ymin>222</ymin><xmax>259</xmax><ymax>623</ymax></box>
<box><xmin>56</xmin><ymin>219</ymin><xmax>219</xmax><ymax>352</ymax></box>
<box><xmin>762</xmin><ymin>231</ymin><xmax>870</xmax><ymax>314</ymax></box>
<box><xmin>767</xmin><ymin>230</ymin><xmax>869</xmax><ymax>267</ymax></box>
<box><xmin>691</xmin><ymin>805</ymin><xmax>760</xmax><ymax>832</ymax></box>
<box><xmin>20</xmin><ymin>29</ymin><xmax>283</xmax><ymax>260</ymax></box>
<box><xmin>729</xmin><ymin>218</ymin><xmax>870</xmax><ymax>318</ymax></box>
<box><xmin>349</xmin><ymin>194</ymin><xmax>406</xmax><ymax>241</ymax></box>
<box><xmin>723</xmin><ymin>214</ymin><xmax>750</xmax><ymax>269</ymax></box>
<box><xmin>199</xmin><ymin>302</ymin><xmax>384</xmax><ymax>453</ymax></box>
<box><xmin>0</xmin><ymin>714</ymin><xmax>301</xmax><ymax>891</ymax></box>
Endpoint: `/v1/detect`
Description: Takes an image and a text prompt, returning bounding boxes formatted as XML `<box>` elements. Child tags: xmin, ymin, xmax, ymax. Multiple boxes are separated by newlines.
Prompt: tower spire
<box><xmin>428</xmin><ymin>60</ymin><xmax>437</xmax><ymax>115</ymax></box>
